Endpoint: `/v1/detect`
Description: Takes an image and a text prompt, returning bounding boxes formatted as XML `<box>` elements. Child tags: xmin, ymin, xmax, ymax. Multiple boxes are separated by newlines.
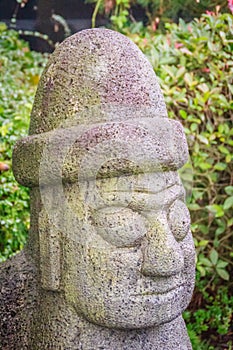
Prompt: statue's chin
<box><xmin>75</xmin><ymin>285</ymin><xmax>191</xmax><ymax>330</ymax></box>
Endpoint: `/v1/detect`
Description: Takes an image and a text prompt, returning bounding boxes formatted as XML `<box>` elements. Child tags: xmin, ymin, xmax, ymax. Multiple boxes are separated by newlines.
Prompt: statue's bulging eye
<box><xmin>93</xmin><ymin>207</ymin><xmax>148</xmax><ymax>247</ymax></box>
<box><xmin>168</xmin><ymin>200</ymin><xmax>190</xmax><ymax>241</ymax></box>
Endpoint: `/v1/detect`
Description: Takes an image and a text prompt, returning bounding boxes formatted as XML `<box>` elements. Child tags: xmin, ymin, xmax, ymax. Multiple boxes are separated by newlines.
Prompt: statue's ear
<box><xmin>39</xmin><ymin>210</ymin><xmax>61</xmax><ymax>291</ymax></box>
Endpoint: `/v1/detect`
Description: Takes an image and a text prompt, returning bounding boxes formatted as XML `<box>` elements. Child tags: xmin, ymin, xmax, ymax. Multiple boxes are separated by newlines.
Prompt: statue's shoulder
<box><xmin>0</xmin><ymin>249</ymin><xmax>38</xmax><ymax>350</ymax></box>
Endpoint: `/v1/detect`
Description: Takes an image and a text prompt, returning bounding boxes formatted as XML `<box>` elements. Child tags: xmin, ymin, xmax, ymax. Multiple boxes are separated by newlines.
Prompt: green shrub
<box><xmin>86</xmin><ymin>0</ymin><xmax>230</xmax><ymax>30</ymax></box>
<box><xmin>0</xmin><ymin>23</ymin><xmax>47</xmax><ymax>261</ymax></box>
<box><xmin>126</xmin><ymin>11</ymin><xmax>233</xmax><ymax>347</ymax></box>
<box><xmin>184</xmin><ymin>276</ymin><xmax>233</xmax><ymax>349</ymax></box>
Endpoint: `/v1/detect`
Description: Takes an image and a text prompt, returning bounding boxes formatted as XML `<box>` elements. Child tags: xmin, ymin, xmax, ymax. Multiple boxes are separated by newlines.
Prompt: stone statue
<box><xmin>0</xmin><ymin>29</ymin><xmax>195</xmax><ymax>349</ymax></box>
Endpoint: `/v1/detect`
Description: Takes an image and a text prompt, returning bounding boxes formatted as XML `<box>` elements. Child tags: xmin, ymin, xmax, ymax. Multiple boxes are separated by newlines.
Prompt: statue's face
<box><xmin>63</xmin><ymin>171</ymin><xmax>195</xmax><ymax>329</ymax></box>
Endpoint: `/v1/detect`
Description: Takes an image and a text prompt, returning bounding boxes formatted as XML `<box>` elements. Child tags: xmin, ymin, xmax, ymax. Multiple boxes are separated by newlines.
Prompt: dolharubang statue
<box><xmin>0</xmin><ymin>29</ymin><xmax>195</xmax><ymax>349</ymax></box>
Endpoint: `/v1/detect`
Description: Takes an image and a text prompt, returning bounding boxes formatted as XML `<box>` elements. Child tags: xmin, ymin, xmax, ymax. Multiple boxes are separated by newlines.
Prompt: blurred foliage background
<box><xmin>0</xmin><ymin>1</ymin><xmax>232</xmax><ymax>349</ymax></box>
<box><xmin>0</xmin><ymin>22</ymin><xmax>47</xmax><ymax>259</ymax></box>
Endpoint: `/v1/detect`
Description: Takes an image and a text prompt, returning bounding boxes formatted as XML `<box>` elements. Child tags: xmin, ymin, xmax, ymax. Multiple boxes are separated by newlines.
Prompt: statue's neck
<box><xmin>30</xmin><ymin>291</ymin><xmax>192</xmax><ymax>350</ymax></box>
<box><xmin>77</xmin><ymin>316</ymin><xmax>192</xmax><ymax>350</ymax></box>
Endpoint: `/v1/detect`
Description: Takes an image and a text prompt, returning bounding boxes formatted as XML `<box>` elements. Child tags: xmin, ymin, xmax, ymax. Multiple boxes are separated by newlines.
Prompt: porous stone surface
<box><xmin>0</xmin><ymin>28</ymin><xmax>195</xmax><ymax>349</ymax></box>
<box><xmin>29</xmin><ymin>29</ymin><xmax>168</xmax><ymax>135</ymax></box>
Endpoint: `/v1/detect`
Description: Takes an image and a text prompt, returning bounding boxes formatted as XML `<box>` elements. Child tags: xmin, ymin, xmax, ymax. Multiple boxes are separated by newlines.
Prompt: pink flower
<box><xmin>206</xmin><ymin>10</ymin><xmax>215</xmax><ymax>16</ymax></box>
<box><xmin>151</xmin><ymin>22</ymin><xmax>157</xmax><ymax>32</ymax></box>
<box><xmin>228</xmin><ymin>0</ymin><xmax>233</xmax><ymax>13</ymax></box>
<box><xmin>175</xmin><ymin>42</ymin><xmax>183</xmax><ymax>49</ymax></box>
<box><xmin>202</xmin><ymin>67</ymin><xmax>210</xmax><ymax>73</ymax></box>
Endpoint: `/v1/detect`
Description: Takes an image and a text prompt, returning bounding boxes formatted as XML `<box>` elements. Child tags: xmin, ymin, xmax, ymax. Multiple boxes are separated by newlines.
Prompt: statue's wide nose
<box><xmin>141</xmin><ymin>211</ymin><xmax>184</xmax><ymax>277</ymax></box>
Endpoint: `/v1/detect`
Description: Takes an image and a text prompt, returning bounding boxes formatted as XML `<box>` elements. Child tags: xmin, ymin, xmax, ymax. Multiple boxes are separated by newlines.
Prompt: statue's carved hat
<box><xmin>12</xmin><ymin>29</ymin><xmax>188</xmax><ymax>187</ymax></box>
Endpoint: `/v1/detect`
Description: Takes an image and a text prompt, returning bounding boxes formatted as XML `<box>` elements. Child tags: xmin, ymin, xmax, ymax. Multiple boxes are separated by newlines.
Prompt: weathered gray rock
<box><xmin>0</xmin><ymin>28</ymin><xmax>195</xmax><ymax>349</ymax></box>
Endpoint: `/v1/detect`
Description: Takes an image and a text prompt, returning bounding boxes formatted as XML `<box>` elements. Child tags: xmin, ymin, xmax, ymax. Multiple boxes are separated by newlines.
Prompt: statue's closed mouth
<box><xmin>131</xmin><ymin>284</ymin><xmax>184</xmax><ymax>298</ymax></box>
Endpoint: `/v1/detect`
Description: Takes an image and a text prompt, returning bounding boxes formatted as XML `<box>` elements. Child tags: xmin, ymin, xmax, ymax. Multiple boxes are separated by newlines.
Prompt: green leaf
<box><xmin>188</xmin><ymin>203</ymin><xmax>201</xmax><ymax>210</ymax></box>
<box><xmin>207</xmin><ymin>41</ymin><xmax>216</xmax><ymax>51</ymax></box>
<box><xmin>0</xmin><ymin>22</ymin><xmax>7</xmax><ymax>31</ymax></box>
<box><xmin>218</xmin><ymin>145</ymin><xmax>230</xmax><ymax>155</ymax></box>
<box><xmin>216</xmin><ymin>268</ymin><xmax>230</xmax><ymax>281</ymax></box>
<box><xmin>199</xmin><ymin>162</ymin><xmax>212</xmax><ymax>170</ymax></box>
<box><xmin>163</xmin><ymin>65</ymin><xmax>175</xmax><ymax>79</ymax></box>
<box><xmin>199</xmin><ymin>256</ymin><xmax>212</xmax><ymax>267</ymax></box>
<box><xmin>214</xmin><ymin>162</ymin><xmax>227</xmax><ymax>171</ymax></box>
<box><xmin>184</xmin><ymin>72</ymin><xmax>193</xmax><ymax>86</ymax></box>
<box><xmin>223</xmin><ymin>196</ymin><xmax>233</xmax><ymax>210</ymax></box>
<box><xmin>198</xmin><ymin>240</ymin><xmax>209</xmax><ymax>247</ymax></box>
<box><xmin>216</xmin><ymin>260</ymin><xmax>228</xmax><ymax>269</ymax></box>
<box><xmin>207</xmin><ymin>204</ymin><xmax>224</xmax><ymax>218</ymax></box>
<box><xmin>219</xmin><ymin>31</ymin><xmax>226</xmax><ymax>43</ymax></box>
<box><xmin>199</xmin><ymin>225</ymin><xmax>209</xmax><ymax>234</ymax></box>
<box><xmin>179</xmin><ymin>110</ymin><xmax>187</xmax><ymax>119</ymax></box>
<box><xmin>210</xmin><ymin>249</ymin><xmax>218</xmax><ymax>265</ymax></box>
<box><xmin>197</xmin><ymin>83</ymin><xmax>209</xmax><ymax>93</ymax></box>
<box><xmin>218</xmin><ymin>94</ymin><xmax>229</xmax><ymax>106</ymax></box>
<box><xmin>197</xmin><ymin>134</ymin><xmax>209</xmax><ymax>145</ymax></box>
<box><xmin>226</xmin><ymin>154</ymin><xmax>232</xmax><ymax>163</ymax></box>
<box><xmin>176</xmin><ymin>66</ymin><xmax>186</xmax><ymax>79</ymax></box>
<box><xmin>225</xmin><ymin>186</ymin><xmax>233</xmax><ymax>196</ymax></box>
<box><xmin>215</xmin><ymin>226</ymin><xmax>225</xmax><ymax>236</ymax></box>
<box><xmin>191</xmin><ymin>123</ymin><xmax>198</xmax><ymax>132</ymax></box>
<box><xmin>196</xmin><ymin>265</ymin><xmax>206</xmax><ymax>277</ymax></box>
<box><xmin>227</xmin><ymin>217</ymin><xmax>233</xmax><ymax>227</ymax></box>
